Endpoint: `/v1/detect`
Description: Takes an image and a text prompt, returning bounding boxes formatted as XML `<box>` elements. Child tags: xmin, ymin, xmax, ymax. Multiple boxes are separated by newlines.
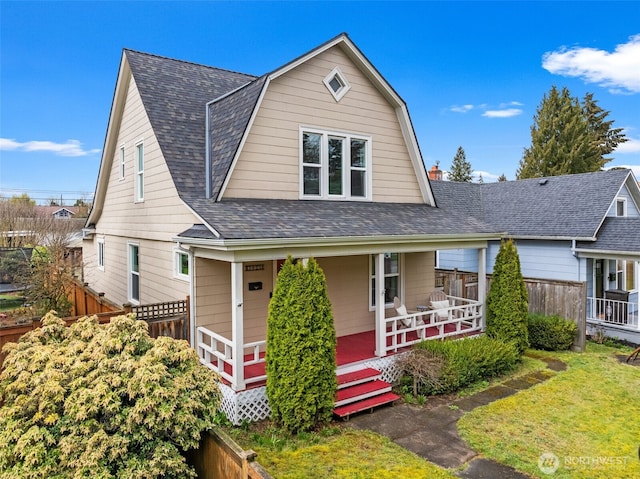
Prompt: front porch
<box><xmin>586</xmin><ymin>296</ymin><xmax>640</xmax><ymax>344</ymax></box>
<box><xmin>197</xmin><ymin>295</ymin><xmax>482</xmax><ymax>424</ymax></box>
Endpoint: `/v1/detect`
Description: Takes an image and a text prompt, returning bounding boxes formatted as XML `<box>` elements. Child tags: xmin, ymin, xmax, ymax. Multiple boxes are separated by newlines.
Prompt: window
<box><xmin>128</xmin><ymin>243</ymin><xmax>140</xmax><ymax>303</ymax></box>
<box><xmin>97</xmin><ymin>238</ymin><xmax>105</xmax><ymax>271</ymax></box>
<box><xmin>119</xmin><ymin>145</ymin><xmax>125</xmax><ymax>179</ymax></box>
<box><xmin>301</xmin><ymin>128</ymin><xmax>371</xmax><ymax>200</ymax></box>
<box><xmin>616</xmin><ymin>198</ymin><xmax>626</xmax><ymax>217</ymax></box>
<box><xmin>174</xmin><ymin>249</ymin><xmax>189</xmax><ymax>281</ymax></box>
<box><xmin>135</xmin><ymin>141</ymin><xmax>144</xmax><ymax>202</ymax></box>
<box><xmin>370</xmin><ymin>253</ymin><xmax>401</xmax><ymax>308</ymax></box>
<box><xmin>626</xmin><ymin>261</ymin><xmax>636</xmax><ymax>291</ymax></box>
<box><xmin>323</xmin><ymin>67</ymin><xmax>350</xmax><ymax>101</ymax></box>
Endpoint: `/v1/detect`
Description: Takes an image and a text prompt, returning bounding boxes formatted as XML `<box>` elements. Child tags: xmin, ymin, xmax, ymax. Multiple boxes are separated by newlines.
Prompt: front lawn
<box><xmin>226</xmin><ymin>426</ymin><xmax>456</xmax><ymax>478</ymax></box>
<box><xmin>457</xmin><ymin>343</ymin><xmax>640</xmax><ymax>478</ymax></box>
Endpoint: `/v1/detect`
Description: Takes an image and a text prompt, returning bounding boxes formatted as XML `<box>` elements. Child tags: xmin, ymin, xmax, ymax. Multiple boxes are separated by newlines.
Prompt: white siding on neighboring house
<box><xmin>437</xmin><ymin>248</ymin><xmax>479</xmax><ymax>273</ymax></box>
<box><xmin>223</xmin><ymin>45</ymin><xmax>424</xmax><ymax>203</ymax></box>
<box><xmin>607</xmin><ymin>183</ymin><xmax>640</xmax><ymax>217</ymax></box>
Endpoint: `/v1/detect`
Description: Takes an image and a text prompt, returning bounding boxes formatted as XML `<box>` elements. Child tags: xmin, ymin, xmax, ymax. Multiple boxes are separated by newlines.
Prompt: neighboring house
<box><xmin>35</xmin><ymin>206</ymin><xmax>80</xmax><ymax>219</ymax></box>
<box><xmin>82</xmin><ymin>33</ymin><xmax>501</xmax><ymax>423</ymax></box>
<box><xmin>434</xmin><ymin>169</ymin><xmax>640</xmax><ymax>344</ymax></box>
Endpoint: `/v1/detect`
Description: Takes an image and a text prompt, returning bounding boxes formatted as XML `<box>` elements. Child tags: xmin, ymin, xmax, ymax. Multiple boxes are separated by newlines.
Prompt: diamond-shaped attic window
<box><xmin>323</xmin><ymin>67</ymin><xmax>350</xmax><ymax>102</ymax></box>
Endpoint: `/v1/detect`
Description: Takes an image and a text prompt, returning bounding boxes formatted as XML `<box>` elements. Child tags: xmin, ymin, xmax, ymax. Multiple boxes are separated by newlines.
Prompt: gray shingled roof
<box><xmin>125</xmin><ymin>50</ymin><xmax>256</xmax><ymax>198</ymax></box>
<box><xmin>208</xmin><ymin>77</ymin><xmax>267</xmax><ymax>198</ymax></box>
<box><xmin>178</xmin><ymin>198</ymin><xmax>497</xmax><ymax>240</ymax></box>
<box><xmin>576</xmin><ymin>217</ymin><xmax>640</xmax><ymax>254</ymax></box>
<box><xmin>431</xmin><ymin>169</ymin><xmax>632</xmax><ymax>239</ymax></box>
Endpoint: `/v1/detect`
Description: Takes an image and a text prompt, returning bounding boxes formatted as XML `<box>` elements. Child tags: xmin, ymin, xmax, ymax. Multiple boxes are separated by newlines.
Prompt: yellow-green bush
<box><xmin>0</xmin><ymin>312</ymin><xmax>220</xmax><ymax>478</ymax></box>
<box><xmin>528</xmin><ymin>313</ymin><xmax>577</xmax><ymax>350</ymax></box>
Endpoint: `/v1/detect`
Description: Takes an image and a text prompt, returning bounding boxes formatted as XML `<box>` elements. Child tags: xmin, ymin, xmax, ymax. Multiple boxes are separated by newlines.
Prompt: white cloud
<box><xmin>0</xmin><ymin>138</ymin><xmax>100</xmax><ymax>157</ymax></box>
<box><xmin>482</xmin><ymin>108</ymin><xmax>523</xmax><ymax>118</ymax></box>
<box><xmin>615</xmin><ymin>136</ymin><xmax>640</xmax><ymax>154</ymax></box>
<box><xmin>542</xmin><ymin>34</ymin><xmax>640</xmax><ymax>94</ymax></box>
<box><xmin>450</xmin><ymin>104</ymin><xmax>474</xmax><ymax>113</ymax></box>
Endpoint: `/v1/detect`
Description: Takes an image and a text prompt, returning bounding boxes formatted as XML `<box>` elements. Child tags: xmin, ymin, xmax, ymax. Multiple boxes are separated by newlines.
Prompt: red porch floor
<box><xmin>221</xmin><ymin>323</ymin><xmax>473</xmax><ymax>389</ymax></box>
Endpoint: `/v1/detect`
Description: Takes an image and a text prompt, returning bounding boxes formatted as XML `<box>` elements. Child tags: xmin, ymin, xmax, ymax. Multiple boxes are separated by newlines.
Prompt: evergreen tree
<box><xmin>477</xmin><ymin>173</ymin><xmax>484</xmax><ymax>184</ymax></box>
<box><xmin>517</xmin><ymin>86</ymin><xmax>626</xmax><ymax>179</ymax></box>
<box><xmin>497</xmin><ymin>173</ymin><xmax>507</xmax><ymax>182</ymax></box>
<box><xmin>266</xmin><ymin>257</ymin><xmax>337</xmax><ymax>433</ymax></box>
<box><xmin>582</xmin><ymin>92</ymin><xmax>627</xmax><ymax>158</ymax></box>
<box><xmin>448</xmin><ymin>146</ymin><xmax>473</xmax><ymax>182</ymax></box>
<box><xmin>485</xmin><ymin>240</ymin><xmax>529</xmax><ymax>354</ymax></box>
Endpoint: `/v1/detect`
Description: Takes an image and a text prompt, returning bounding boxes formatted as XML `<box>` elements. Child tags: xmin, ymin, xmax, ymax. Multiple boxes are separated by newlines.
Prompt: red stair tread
<box><xmin>337</xmin><ymin>367</ymin><xmax>381</xmax><ymax>387</ymax></box>
<box><xmin>335</xmin><ymin>379</ymin><xmax>391</xmax><ymax>403</ymax></box>
<box><xmin>333</xmin><ymin>391</ymin><xmax>401</xmax><ymax>418</ymax></box>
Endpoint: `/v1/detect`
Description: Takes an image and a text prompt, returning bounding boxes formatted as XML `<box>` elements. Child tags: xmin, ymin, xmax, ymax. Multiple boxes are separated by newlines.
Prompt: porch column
<box><xmin>231</xmin><ymin>262</ymin><xmax>245</xmax><ymax>390</ymax></box>
<box><xmin>478</xmin><ymin>247</ymin><xmax>487</xmax><ymax>331</ymax></box>
<box><xmin>375</xmin><ymin>253</ymin><xmax>386</xmax><ymax>357</ymax></box>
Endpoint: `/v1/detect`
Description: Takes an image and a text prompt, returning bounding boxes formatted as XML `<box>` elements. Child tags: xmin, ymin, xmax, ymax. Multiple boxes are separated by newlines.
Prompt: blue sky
<box><xmin>1</xmin><ymin>1</ymin><xmax>639</xmax><ymax>204</ymax></box>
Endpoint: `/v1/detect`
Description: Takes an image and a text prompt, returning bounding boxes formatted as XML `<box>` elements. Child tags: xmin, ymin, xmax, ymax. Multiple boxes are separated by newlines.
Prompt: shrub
<box><xmin>0</xmin><ymin>312</ymin><xmax>220</xmax><ymax>478</ymax></box>
<box><xmin>413</xmin><ymin>336</ymin><xmax>519</xmax><ymax>394</ymax></box>
<box><xmin>486</xmin><ymin>239</ymin><xmax>529</xmax><ymax>354</ymax></box>
<box><xmin>266</xmin><ymin>257</ymin><xmax>337</xmax><ymax>434</ymax></box>
<box><xmin>528</xmin><ymin>313</ymin><xmax>577</xmax><ymax>351</ymax></box>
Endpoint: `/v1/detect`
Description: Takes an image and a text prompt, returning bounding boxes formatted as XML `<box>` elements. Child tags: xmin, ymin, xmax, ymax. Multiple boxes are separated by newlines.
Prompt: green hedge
<box><xmin>528</xmin><ymin>313</ymin><xmax>577</xmax><ymax>351</ymax></box>
<box><xmin>413</xmin><ymin>336</ymin><xmax>519</xmax><ymax>394</ymax></box>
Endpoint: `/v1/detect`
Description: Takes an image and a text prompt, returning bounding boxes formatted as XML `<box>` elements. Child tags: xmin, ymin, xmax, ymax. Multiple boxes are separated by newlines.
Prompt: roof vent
<box><xmin>538</xmin><ymin>178</ymin><xmax>548</xmax><ymax>185</ymax></box>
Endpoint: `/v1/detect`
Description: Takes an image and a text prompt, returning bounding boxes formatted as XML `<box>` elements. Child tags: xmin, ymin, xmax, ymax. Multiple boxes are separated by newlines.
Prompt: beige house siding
<box><xmin>404</xmin><ymin>252</ymin><xmax>436</xmax><ymax>309</ymax></box>
<box><xmin>194</xmin><ymin>253</ymin><xmax>436</xmax><ymax>343</ymax></box>
<box><xmin>83</xmin><ymin>74</ymin><xmax>196</xmax><ymax>305</ymax></box>
<box><xmin>223</xmin><ymin>45</ymin><xmax>424</xmax><ymax>203</ymax></box>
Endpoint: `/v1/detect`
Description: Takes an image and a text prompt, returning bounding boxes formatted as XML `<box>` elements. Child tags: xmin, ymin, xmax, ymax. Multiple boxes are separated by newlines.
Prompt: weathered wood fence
<box><xmin>1</xmin><ymin>281</ymin><xmax>190</xmax><ymax>368</ymax></box>
<box><xmin>436</xmin><ymin>269</ymin><xmax>586</xmax><ymax>351</ymax></box>
<box><xmin>187</xmin><ymin>429</ymin><xmax>273</xmax><ymax>479</ymax></box>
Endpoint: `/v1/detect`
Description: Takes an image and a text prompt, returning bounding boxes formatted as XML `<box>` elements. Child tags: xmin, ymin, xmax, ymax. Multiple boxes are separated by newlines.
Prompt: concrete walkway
<box><xmin>347</xmin><ymin>357</ymin><xmax>566</xmax><ymax>478</ymax></box>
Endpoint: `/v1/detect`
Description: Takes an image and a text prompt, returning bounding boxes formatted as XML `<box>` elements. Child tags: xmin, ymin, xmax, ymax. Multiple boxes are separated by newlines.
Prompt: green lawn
<box><xmin>0</xmin><ymin>293</ymin><xmax>25</xmax><ymax>312</ymax></box>
<box><xmin>225</xmin><ymin>342</ymin><xmax>639</xmax><ymax>478</ymax></box>
<box><xmin>458</xmin><ymin>343</ymin><xmax>640</xmax><ymax>478</ymax></box>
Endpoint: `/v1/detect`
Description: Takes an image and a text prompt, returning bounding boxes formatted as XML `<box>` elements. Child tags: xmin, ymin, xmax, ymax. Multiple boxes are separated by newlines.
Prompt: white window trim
<box><xmin>173</xmin><ymin>248</ymin><xmax>190</xmax><ymax>282</ymax></box>
<box><xmin>97</xmin><ymin>237</ymin><xmax>105</xmax><ymax>271</ymax></box>
<box><xmin>368</xmin><ymin>253</ymin><xmax>404</xmax><ymax>311</ymax></box>
<box><xmin>119</xmin><ymin>144</ymin><xmax>126</xmax><ymax>180</ymax></box>
<box><xmin>128</xmin><ymin>242</ymin><xmax>140</xmax><ymax>305</ymax></box>
<box><xmin>323</xmin><ymin>66</ymin><xmax>351</xmax><ymax>102</ymax></box>
<box><xmin>616</xmin><ymin>198</ymin><xmax>627</xmax><ymax>217</ymax></box>
<box><xmin>299</xmin><ymin>126</ymin><xmax>372</xmax><ymax>201</ymax></box>
<box><xmin>134</xmin><ymin>139</ymin><xmax>144</xmax><ymax>203</ymax></box>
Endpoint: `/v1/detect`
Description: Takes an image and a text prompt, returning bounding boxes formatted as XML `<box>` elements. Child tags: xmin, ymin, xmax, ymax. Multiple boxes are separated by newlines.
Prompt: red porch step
<box><xmin>333</xmin><ymin>391</ymin><xmax>401</xmax><ymax>418</ymax></box>
<box><xmin>337</xmin><ymin>367</ymin><xmax>381</xmax><ymax>389</ymax></box>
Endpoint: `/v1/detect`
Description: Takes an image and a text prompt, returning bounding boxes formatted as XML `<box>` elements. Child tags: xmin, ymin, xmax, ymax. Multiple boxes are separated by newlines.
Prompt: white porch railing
<box><xmin>385</xmin><ymin>295</ymin><xmax>483</xmax><ymax>354</ymax></box>
<box><xmin>196</xmin><ymin>326</ymin><xmax>267</xmax><ymax>390</ymax></box>
<box><xmin>586</xmin><ymin>297</ymin><xmax>639</xmax><ymax>330</ymax></box>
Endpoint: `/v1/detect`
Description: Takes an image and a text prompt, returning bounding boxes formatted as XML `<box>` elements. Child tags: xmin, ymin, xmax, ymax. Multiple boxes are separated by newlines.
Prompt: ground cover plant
<box><xmin>225</xmin><ymin>425</ymin><xmax>457</xmax><ymax>479</ymax></box>
<box><xmin>457</xmin><ymin>342</ymin><xmax>640</xmax><ymax>478</ymax></box>
<box><xmin>0</xmin><ymin>312</ymin><xmax>220</xmax><ymax>478</ymax></box>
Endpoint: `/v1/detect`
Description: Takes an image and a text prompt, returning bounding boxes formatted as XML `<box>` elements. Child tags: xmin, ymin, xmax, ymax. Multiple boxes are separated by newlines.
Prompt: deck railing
<box><xmin>586</xmin><ymin>297</ymin><xmax>639</xmax><ymax>330</ymax></box>
<box><xmin>385</xmin><ymin>295</ymin><xmax>482</xmax><ymax>353</ymax></box>
<box><xmin>196</xmin><ymin>326</ymin><xmax>267</xmax><ymax>390</ymax></box>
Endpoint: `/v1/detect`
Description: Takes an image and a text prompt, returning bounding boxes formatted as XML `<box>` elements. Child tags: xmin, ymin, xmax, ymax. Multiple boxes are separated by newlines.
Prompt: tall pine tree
<box><xmin>448</xmin><ymin>146</ymin><xmax>473</xmax><ymax>182</ymax></box>
<box><xmin>517</xmin><ymin>86</ymin><xmax>626</xmax><ymax>179</ymax></box>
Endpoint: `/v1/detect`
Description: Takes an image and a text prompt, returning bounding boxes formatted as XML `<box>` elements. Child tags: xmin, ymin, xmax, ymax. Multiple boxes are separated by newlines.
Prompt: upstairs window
<box><xmin>119</xmin><ymin>145</ymin><xmax>125</xmax><ymax>179</ymax></box>
<box><xmin>301</xmin><ymin>128</ymin><xmax>371</xmax><ymax>200</ymax></box>
<box><xmin>323</xmin><ymin>67</ymin><xmax>350</xmax><ymax>102</ymax></box>
<box><xmin>135</xmin><ymin>140</ymin><xmax>144</xmax><ymax>202</ymax></box>
<box><xmin>616</xmin><ymin>198</ymin><xmax>626</xmax><ymax>217</ymax></box>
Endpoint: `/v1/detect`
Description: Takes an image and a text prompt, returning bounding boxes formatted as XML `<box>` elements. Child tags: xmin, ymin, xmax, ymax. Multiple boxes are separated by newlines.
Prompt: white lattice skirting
<box><xmin>217</xmin><ymin>353</ymin><xmax>408</xmax><ymax>425</ymax></box>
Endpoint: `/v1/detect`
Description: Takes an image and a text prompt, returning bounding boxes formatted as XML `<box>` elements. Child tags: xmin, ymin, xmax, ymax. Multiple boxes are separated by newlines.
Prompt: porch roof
<box><xmin>178</xmin><ymin>198</ymin><xmax>500</xmax><ymax>241</ymax></box>
<box><xmin>575</xmin><ymin>217</ymin><xmax>640</xmax><ymax>259</ymax></box>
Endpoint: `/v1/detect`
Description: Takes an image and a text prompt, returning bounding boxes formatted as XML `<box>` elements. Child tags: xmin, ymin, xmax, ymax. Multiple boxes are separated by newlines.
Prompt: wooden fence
<box><xmin>186</xmin><ymin>429</ymin><xmax>273</xmax><ymax>479</ymax></box>
<box><xmin>436</xmin><ymin>269</ymin><xmax>587</xmax><ymax>351</ymax></box>
<box><xmin>69</xmin><ymin>280</ymin><xmax>121</xmax><ymax>316</ymax></box>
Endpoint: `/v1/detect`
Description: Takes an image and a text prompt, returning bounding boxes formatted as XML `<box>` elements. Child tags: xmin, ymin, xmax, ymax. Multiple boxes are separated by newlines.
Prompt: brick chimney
<box><xmin>428</xmin><ymin>164</ymin><xmax>443</xmax><ymax>181</ymax></box>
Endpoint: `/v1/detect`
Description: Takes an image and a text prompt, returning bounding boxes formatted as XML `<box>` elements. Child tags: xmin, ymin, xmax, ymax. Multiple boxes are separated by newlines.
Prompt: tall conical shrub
<box><xmin>265</xmin><ymin>257</ymin><xmax>337</xmax><ymax>433</ymax></box>
<box><xmin>486</xmin><ymin>239</ymin><xmax>529</xmax><ymax>354</ymax></box>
